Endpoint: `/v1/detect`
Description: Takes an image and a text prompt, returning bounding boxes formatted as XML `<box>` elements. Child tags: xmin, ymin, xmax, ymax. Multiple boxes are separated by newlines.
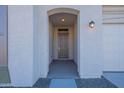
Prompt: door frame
<box><xmin>57</xmin><ymin>27</ymin><xmax>69</xmax><ymax>59</ymax></box>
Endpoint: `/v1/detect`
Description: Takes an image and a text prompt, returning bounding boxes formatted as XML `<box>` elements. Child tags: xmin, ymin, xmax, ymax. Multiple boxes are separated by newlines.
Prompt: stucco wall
<box><xmin>49</xmin><ymin>19</ymin><xmax>53</xmax><ymax>63</ymax></box>
<box><xmin>73</xmin><ymin>20</ymin><xmax>78</xmax><ymax>64</ymax></box>
<box><xmin>69</xmin><ymin>26</ymin><xmax>74</xmax><ymax>59</ymax></box>
<box><xmin>33</xmin><ymin>6</ymin><xmax>42</xmax><ymax>84</ymax></box>
<box><xmin>8</xmin><ymin>6</ymin><xmax>34</xmax><ymax>87</ymax></box>
<box><xmin>79</xmin><ymin>6</ymin><xmax>103</xmax><ymax>78</ymax></box>
<box><xmin>33</xmin><ymin>6</ymin><xmax>49</xmax><ymax>80</ymax></box>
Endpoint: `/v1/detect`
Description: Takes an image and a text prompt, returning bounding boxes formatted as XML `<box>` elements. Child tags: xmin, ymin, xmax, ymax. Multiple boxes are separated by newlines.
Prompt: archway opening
<box><xmin>47</xmin><ymin>8</ymin><xmax>80</xmax><ymax>78</ymax></box>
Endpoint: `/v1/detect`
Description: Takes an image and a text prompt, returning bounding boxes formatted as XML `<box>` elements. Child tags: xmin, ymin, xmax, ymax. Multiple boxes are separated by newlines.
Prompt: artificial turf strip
<box><xmin>0</xmin><ymin>67</ymin><xmax>11</xmax><ymax>83</ymax></box>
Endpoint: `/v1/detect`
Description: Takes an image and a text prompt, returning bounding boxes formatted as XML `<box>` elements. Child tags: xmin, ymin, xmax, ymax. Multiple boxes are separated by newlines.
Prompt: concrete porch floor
<box><xmin>47</xmin><ymin>60</ymin><xmax>79</xmax><ymax>79</ymax></box>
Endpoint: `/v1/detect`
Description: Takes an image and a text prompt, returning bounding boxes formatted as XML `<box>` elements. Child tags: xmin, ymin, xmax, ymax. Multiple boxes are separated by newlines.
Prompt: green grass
<box><xmin>0</xmin><ymin>67</ymin><xmax>11</xmax><ymax>83</ymax></box>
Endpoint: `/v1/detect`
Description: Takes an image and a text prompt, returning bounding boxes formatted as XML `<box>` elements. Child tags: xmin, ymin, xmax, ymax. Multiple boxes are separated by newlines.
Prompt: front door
<box><xmin>58</xmin><ymin>29</ymin><xmax>69</xmax><ymax>59</ymax></box>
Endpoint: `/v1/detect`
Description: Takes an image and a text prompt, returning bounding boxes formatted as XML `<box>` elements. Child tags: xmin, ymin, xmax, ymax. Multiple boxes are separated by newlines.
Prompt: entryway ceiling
<box><xmin>50</xmin><ymin>13</ymin><xmax>77</xmax><ymax>26</ymax></box>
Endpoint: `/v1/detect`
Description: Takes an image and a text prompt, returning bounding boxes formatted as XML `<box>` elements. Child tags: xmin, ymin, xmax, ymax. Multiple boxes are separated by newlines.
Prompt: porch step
<box><xmin>49</xmin><ymin>79</ymin><xmax>77</xmax><ymax>88</ymax></box>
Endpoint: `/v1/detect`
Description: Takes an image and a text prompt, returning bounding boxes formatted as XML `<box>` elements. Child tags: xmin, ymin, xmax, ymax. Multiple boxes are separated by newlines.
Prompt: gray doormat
<box><xmin>49</xmin><ymin>79</ymin><xmax>77</xmax><ymax>88</ymax></box>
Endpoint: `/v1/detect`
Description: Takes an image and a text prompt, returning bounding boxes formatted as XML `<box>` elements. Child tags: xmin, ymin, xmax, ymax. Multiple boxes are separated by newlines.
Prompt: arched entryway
<box><xmin>47</xmin><ymin>8</ymin><xmax>80</xmax><ymax>78</ymax></box>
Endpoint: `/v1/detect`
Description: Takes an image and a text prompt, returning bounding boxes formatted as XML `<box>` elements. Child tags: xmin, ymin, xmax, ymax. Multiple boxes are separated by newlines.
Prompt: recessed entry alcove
<box><xmin>47</xmin><ymin>8</ymin><xmax>80</xmax><ymax>78</ymax></box>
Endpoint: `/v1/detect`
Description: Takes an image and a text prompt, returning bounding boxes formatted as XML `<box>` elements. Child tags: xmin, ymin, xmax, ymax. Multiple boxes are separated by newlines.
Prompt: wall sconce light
<box><xmin>61</xmin><ymin>18</ymin><xmax>65</xmax><ymax>22</ymax></box>
<box><xmin>89</xmin><ymin>21</ymin><xmax>95</xmax><ymax>28</ymax></box>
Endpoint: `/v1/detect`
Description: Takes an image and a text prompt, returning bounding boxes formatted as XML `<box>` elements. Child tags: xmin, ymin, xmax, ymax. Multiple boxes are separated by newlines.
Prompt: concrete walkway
<box><xmin>103</xmin><ymin>72</ymin><xmax>124</xmax><ymax>88</ymax></box>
